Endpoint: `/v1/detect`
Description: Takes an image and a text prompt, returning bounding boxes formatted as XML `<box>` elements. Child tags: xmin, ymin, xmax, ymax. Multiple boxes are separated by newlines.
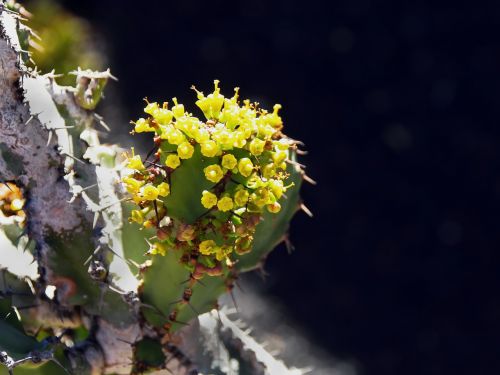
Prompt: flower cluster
<box><xmin>122</xmin><ymin>81</ymin><xmax>296</xmax><ymax>276</ymax></box>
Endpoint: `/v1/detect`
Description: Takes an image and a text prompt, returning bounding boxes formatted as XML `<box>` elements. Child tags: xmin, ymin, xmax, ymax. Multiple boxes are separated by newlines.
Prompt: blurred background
<box><xmin>21</xmin><ymin>0</ymin><xmax>500</xmax><ymax>374</ymax></box>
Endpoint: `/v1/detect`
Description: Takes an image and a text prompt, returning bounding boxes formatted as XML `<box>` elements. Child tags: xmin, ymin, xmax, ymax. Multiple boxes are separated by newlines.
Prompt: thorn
<box><xmin>51</xmin><ymin>358</ymin><xmax>70</xmax><ymax>374</ymax></box>
<box><xmin>296</xmin><ymin>149</ymin><xmax>308</xmax><ymax>155</ymax></box>
<box><xmin>25</xmin><ymin>279</ymin><xmax>36</xmax><ymax>295</ymax></box>
<box><xmin>18</xmin><ymin>49</ymin><xmax>31</xmax><ymax>56</ymax></box>
<box><xmin>234</xmin><ymin>280</ymin><xmax>245</xmax><ymax>293</ymax></box>
<box><xmin>29</xmin><ymin>29</ymin><xmax>42</xmax><ymax>41</ymax></box>
<box><xmin>286</xmin><ymin>159</ymin><xmax>306</xmax><ymax>169</ymax></box>
<box><xmin>106</xmin><ymin>246</ymin><xmax>130</xmax><ymax>264</ymax></box>
<box><xmin>257</xmin><ymin>264</ymin><xmax>269</xmax><ymax>281</ymax></box>
<box><xmin>180</xmin><ymin>275</ymin><xmax>205</xmax><ymax>287</ymax></box>
<box><xmin>289</xmin><ymin>138</ymin><xmax>305</xmax><ymax>146</ymax></box>
<box><xmin>300</xmin><ymin>202</ymin><xmax>313</xmax><ymax>218</ymax></box>
<box><xmin>216</xmin><ymin>308</ymin><xmax>223</xmax><ymax>324</ymax></box>
<box><xmin>25</xmin><ymin>115</ymin><xmax>34</xmax><ymax>125</ymax></box>
<box><xmin>81</xmin><ymin>183</ymin><xmax>98</xmax><ymax>192</ymax></box>
<box><xmin>228</xmin><ymin>289</ymin><xmax>239</xmax><ymax>313</ymax></box>
<box><xmin>93</xmin><ymin>211</ymin><xmax>100</xmax><ymax>228</ymax></box>
<box><xmin>141</xmin><ymin>303</ymin><xmax>167</xmax><ymax>318</ymax></box>
<box><xmin>14</xmin><ymin>229</ymin><xmax>27</xmax><ymax>245</ymax></box>
<box><xmin>106</xmin><ymin>68</ymin><xmax>118</xmax><ymax>81</ymax></box>
<box><xmin>51</xmin><ymin>126</ymin><xmax>76</xmax><ymax>130</ymax></box>
<box><xmin>61</xmin><ymin>152</ymin><xmax>86</xmax><ymax>165</ymax></box>
<box><xmin>284</xmin><ymin>235</ymin><xmax>295</xmax><ymax>254</ymax></box>
<box><xmin>302</xmin><ymin>173</ymin><xmax>317</xmax><ymax>185</ymax></box>
<box><xmin>46</xmin><ymin>130</ymin><xmax>53</xmax><ymax>146</ymax></box>
<box><xmin>127</xmin><ymin>258</ymin><xmax>141</xmax><ymax>269</ymax></box>
<box><xmin>107</xmin><ymin>284</ymin><xmax>126</xmax><ymax>295</ymax></box>
<box><xmin>94</xmin><ymin>113</ymin><xmax>111</xmax><ymax>132</ymax></box>
<box><xmin>22</xmin><ymin>237</ymin><xmax>32</xmax><ymax>252</ymax></box>
<box><xmin>14</xmin><ymin>304</ymin><xmax>38</xmax><ymax>311</ymax></box>
<box><xmin>145</xmin><ymin>145</ymin><xmax>158</xmax><ymax>162</ymax></box>
<box><xmin>42</xmin><ymin>70</ymin><xmax>63</xmax><ymax>79</ymax></box>
<box><xmin>84</xmin><ymin>246</ymin><xmax>101</xmax><ymax>265</ymax></box>
<box><xmin>98</xmin><ymin>197</ymin><xmax>130</xmax><ymax>212</ymax></box>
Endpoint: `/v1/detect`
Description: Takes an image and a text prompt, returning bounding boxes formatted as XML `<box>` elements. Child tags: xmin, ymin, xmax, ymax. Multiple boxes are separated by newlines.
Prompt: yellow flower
<box><xmin>144</xmin><ymin>102</ymin><xmax>159</xmax><ymax>115</ymax></box>
<box><xmin>204</xmin><ymin>164</ymin><xmax>224</xmax><ymax>183</ymax></box>
<box><xmin>273</xmin><ymin>138</ymin><xmax>290</xmax><ymax>151</ymax></box>
<box><xmin>157</xmin><ymin>182</ymin><xmax>170</xmax><ymax>197</ymax></box>
<box><xmin>268</xmin><ymin>104</ymin><xmax>283</xmax><ymax>129</ymax></box>
<box><xmin>199</xmin><ymin>240</ymin><xmax>218</xmax><ymax>255</ymax></box>
<box><xmin>238</xmin><ymin>157</ymin><xmax>254</xmax><ymax>177</ymax></box>
<box><xmin>153</xmin><ymin>108</ymin><xmax>173</xmax><ymax>125</ymax></box>
<box><xmin>272</xmin><ymin>150</ymin><xmax>287</xmax><ymax>165</ymax></box>
<box><xmin>257</xmin><ymin>124</ymin><xmax>276</xmax><ymax>139</ymax></box>
<box><xmin>249</xmin><ymin>138</ymin><xmax>266</xmax><ymax>156</ymax></box>
<box><xmin>134</xmin><ymin>118</ymin><xmax>154</xmax><ymax>133</ymax></box>
<box><xmin>127</xmin><ymin>155</ymin><xmax>145</xmax><ymax>170</ymax></box>
<box><xmin>165</xmin><ymin>154</ymin><xmax>180</xmax><ymax>169</ymax></box>
<box><xmin>268</xmin><ymin>179</ymin><xmax>284</xmax><ymax>199</ymax></box>
<box><xmin>201</xmin><ymin>190</ymin><xmax>218</xmax><ymax>208</ymax></box>
<box><xmin>267</xmin><ymin>202</ymin><xmax>281</xmax><ymax>213</ymax></box>
<box><xmin>214</xmin><ymin>129</ymin><xmax>234</xmax><ymax>149</ymax></box>
<box><xmin>201</xmin><ymin>140</ymin><xmax>219</xmax><ymax>157</ymax></box>
<box><xmin>234</xmin><ymin>189</ymin><xmax>249</xmax><ymax>207</ymax></box>
<box><xmin>215</xmin><ymin>245</ymin><xmax>232</xmax><ymax>261</ymax></box>
<box><xmin>221</xmin><ymin>154</ymin><xmax>237</xmax><ymax>170</ymax></box>
<box><xmin>233</xmin><ymin>131</ymin><xmax>248</xmax><ymax>148</ymax></box>
<box><xmin>193</xmin><ymin>127</ymin><xmax>210</xmax><ymax>143</ymax></box>
<box><xmin>168</xmin><ymin>129</ymin><xmax>186</xmax><ymax>145</ymax></box>
<box><xmin>194</xmin><ymin>80</ymin><xmax>225</xmax><ymax>119</ymax></box>
<box><xmin>262</xmin><ymin>163</ymin><xmax>276</xmax><ymax>179</ymax></box>
<box><xmin>251</xmin><ymin>187</ymin><xmax>270</xmax><ymax>207</ymax></box>
<box><xmin>217</xmin><ymin>196</ymin><xmax>234</xmax><ymax>212</ymax></box>
<box><xmin>141</xmin><ymin>185</ymin><xmax>159</xmax><ymax>201</ymax></box>
<box><xmin>150</xmin><ymin>242</ymin><xmax>167</xmax><ymax>256</ymax></box>
<box><xmin>171</xmin><ymin>97</ymin><xmax>185</xmax><ymax>118</ymax></box>
<box><xmin>235</xmin><ymin>236</ymin><xmax>253</xmax><ymax>255</ymax></box>
<box><xmin>130</xmin><ymin>209</ymin><xmax>144</xmax><ymax>224</ymax></box>
<box><xmin>176</xmin><ymin>116</ymin><xmax>200</xmax><ymax>138</ymax></box>
<box><xmin>177</xmin><ymin>142</ymin><xmax>194</xmax><ymax>159</ymax></box>
<box><xmin>123</xmin><ymin>176</ymin><xmax>144</xmax><ymax>194</ymax></box>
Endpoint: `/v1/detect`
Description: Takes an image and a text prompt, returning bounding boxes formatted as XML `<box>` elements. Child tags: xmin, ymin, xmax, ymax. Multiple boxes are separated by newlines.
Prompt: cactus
<box><xmin>0</xmin><ymin>2</ymin><xmax>310</xmax><ymax>374</ymax></box>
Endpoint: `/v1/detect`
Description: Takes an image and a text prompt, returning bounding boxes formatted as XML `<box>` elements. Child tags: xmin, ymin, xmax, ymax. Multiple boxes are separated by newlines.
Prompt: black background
<box><xmin>56</xmin><ymin>0</ymin><xmax>500</xmax><ymax>374</ymax></box>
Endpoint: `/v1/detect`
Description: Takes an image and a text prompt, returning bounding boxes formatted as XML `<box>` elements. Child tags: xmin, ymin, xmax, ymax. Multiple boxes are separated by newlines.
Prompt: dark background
<box><xmin>57</xmin><ymin>1</ymin><xmax>500</xmax><ymax>374</ymax></box>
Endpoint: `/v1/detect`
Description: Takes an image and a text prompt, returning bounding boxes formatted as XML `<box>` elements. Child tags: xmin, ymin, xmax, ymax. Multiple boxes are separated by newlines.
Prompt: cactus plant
<box><xmin>0</xmin><ymin>2</ymin><xmax>311</xmax><ymax>374</ymax></box>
